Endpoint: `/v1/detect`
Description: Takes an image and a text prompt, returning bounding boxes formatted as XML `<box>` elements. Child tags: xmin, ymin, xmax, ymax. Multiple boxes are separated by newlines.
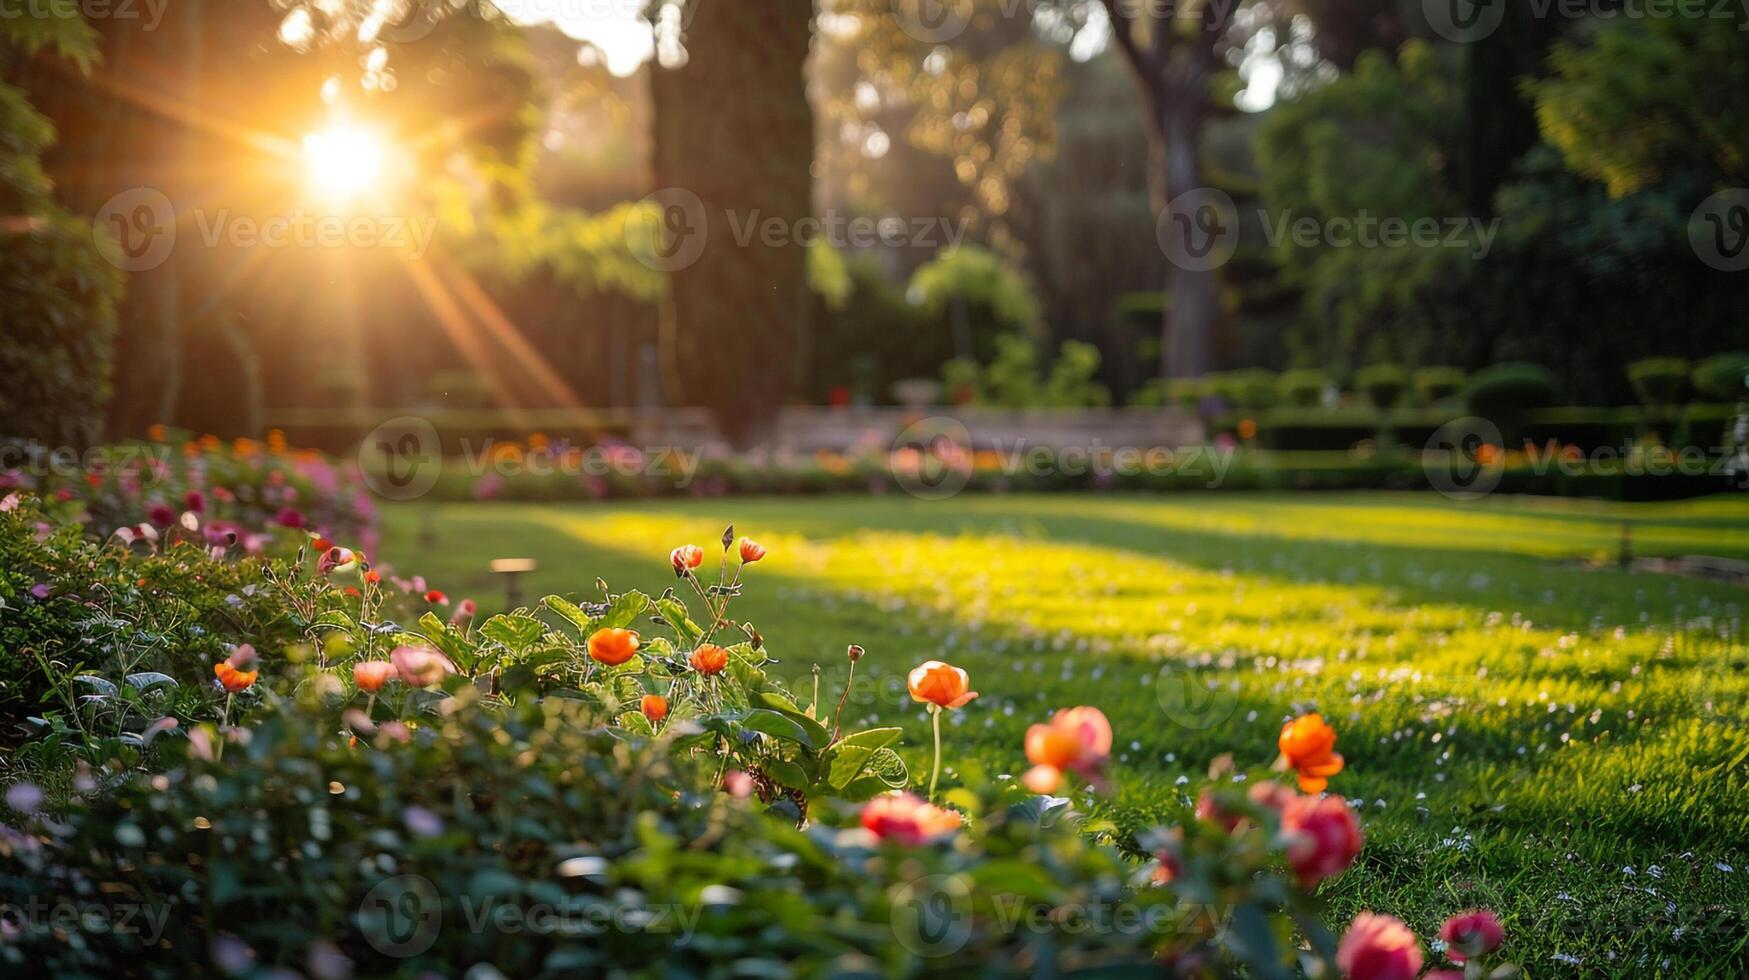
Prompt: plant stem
<box><xmin>830</xmin><ymin>658</ymin><xmax>858</xmax><ymax>743</ymax></box>
<box><xmin>928</xmin><ymin>705</ymin><xmax>943</xmax><ymax>803</ymax></box>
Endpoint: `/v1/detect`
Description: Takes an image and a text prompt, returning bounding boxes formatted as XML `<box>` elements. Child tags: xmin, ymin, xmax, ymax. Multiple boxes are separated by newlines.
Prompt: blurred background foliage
<box><xmin>0</xmin><ymin>0</ymin><xmax>1744</xmax><ymax>443</ymax></box>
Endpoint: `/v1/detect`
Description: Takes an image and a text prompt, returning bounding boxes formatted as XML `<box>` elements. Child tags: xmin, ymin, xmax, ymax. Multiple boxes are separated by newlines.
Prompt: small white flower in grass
<box><xmin>403</xmin><ymin>805</ymin><xmax>444</xmax><ymax>838</ymax></box>
<box><xmin>5</xmin><ymin>782</ymin><xmax>43</xmax><ymax>814</ymax></box>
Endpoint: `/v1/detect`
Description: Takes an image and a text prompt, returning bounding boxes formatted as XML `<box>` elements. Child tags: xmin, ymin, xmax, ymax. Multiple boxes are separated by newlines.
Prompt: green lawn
<box><xmin>381</xmin><ymin>492</ymin><xmax>1749</xmax><ymax>976</ymax></box>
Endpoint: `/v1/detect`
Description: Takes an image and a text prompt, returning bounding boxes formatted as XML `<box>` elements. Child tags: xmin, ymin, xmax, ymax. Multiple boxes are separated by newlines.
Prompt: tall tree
<box><xmin>1094</xmin><ymin>0</ymin><xmax>1245</xmax><ymax>379</ymax></box>
<box><xmin>650</xmin><ymin>0</ymin><xmax>814</xmax><ymax>445</ymax></box>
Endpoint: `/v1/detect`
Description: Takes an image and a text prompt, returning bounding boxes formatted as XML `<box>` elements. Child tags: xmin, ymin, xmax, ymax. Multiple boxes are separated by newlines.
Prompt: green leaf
<box><xmin>480</xmin><ymin>613</ymin><xmax>545</xmax><ymax>654</ymax></box>
<box><xmin>746</xmin><ymin>692</ymin><xmax>830</xmax><ymax>747</ymax></box>
<box><xmin>826</xmin><ymin>727</ymin><xmax>903</xmax><ymax>789</ymax></box>
<box><xmin>541</xmin><ymin>595</ymin><xmax>594</xmax><ymax>633</ymax></box>
<box><xmin>741</xmin><ymin>709</ymin><xmax>819</xmax><ymax>748</ymax></box>
<box><xmin>416</xmin><ymin>612</ymin><xmax>477</xmax><ymax>672</ymax></box>
<box><xmin>597</xmin><ymin>591</ymin><xmax>652</xmax><ymax>630</ymax></box>
<box><xmin>655</xmin><ymin>596</ymin><xmax>702</xmax><ymax>643</ymax></box>
<box><xmin>766</xmin><ymin>759</ymin><xmax>810</xmax><ymax>791</ymax></box>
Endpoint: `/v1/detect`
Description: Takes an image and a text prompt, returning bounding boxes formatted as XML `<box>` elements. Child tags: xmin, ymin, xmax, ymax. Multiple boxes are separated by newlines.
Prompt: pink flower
<box><xmin>317</xmin><ymin>546</ymin><xmax>359</xmax><ymax>576</ymax></box>
<box><xmin>275</xmin><ymin>507</ymin><xmax>306</xmax><ymax>529</ymax></box>
<box><xmin>1281</xmin><ymin>793</ymin><xmax>1363</xmax><ymax>887</ymax></box>
<box><xmin>390</xmin><ymin>645</ymin><xmax>456</xmax><ymax>688</ymax></box>
<box><xmin>1438</xmin><ymin>909</ymin><xmax>1503</xmax><ymax>962</ymax></box>
<box><xmin>183</xmin><ymin>489</ymin><xmax>206</xmax><ymax>513</ymax></box>
<box><xmin>859</xmin><ymin>793</ymin><xmax>961</xmax><ymax>845</ymax></box>
<box><xmin>225</xmin><ymin>644</ymin><xmax>259</xmax><ymax>671</ymax></box>
<box><xmin>1337</xmin><ymin>913</ymin><xmax>1423</xmax><ymax>980</ymax></box>
<box><xmin>723</xmin><ymin>770</ymin><xmax>755</xmax><ymax>798</ymax></box>
<box><xmin>449</xmin><ymin>599</ymin><xmax>477</xmax><ymax>627</ymax></box>
<box><xmin>146</xmin><ymin>502</ymin><xmax>176</xmax><ymax>528</ymax></box>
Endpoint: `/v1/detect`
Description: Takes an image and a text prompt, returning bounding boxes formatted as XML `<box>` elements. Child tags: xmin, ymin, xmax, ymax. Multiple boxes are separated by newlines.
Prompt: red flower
<box><xmin>1438</xmin><ymin>909</ymin><xmax>1503</xmax><ymax>963</ymax></box>
<box><xmin>183</xmin><ymin>489</ymin><xmax>205</xmax><ymax>514</ymax></box>
<box><xmin>275</xmin><ymin>508</ymin><xmax>306</xmax><ymax>529</ymax></box>
<box><xmin>1336</xmin><ymin>913</ymin><xmax>1422</xmax><ymax>980</ymax></box>
<box><xmin>146</xmin><ymin>503</ymin><xmax>176</xmax><ymax>528</ymax></box>
<box><xmin>738</xmin><ymin>537</ymin><xmax>766</xmax><ymax>563</ymax></box>
<box><xmin>423</xmin><ymin>589</ymin><xmax>448</xmax><ymax>606</ymax></box>
<box><xmin>1281</xmin><ymin>793</ymin><xmax>1363</xmax><ymax>887</ymax></box>
<box><xmin>641</xmin><ymin>694</ymin><xmax>668</xmax><ymax>724</ymax></box>
<box><xmin>859</xmin><ymin>793</ymin><xmax>960</xmax><ymax>845</ymax></box>
<box><xmin>669</xmin><ymin>544</ymin><xmax>704</xmax><ymax>575</ymax></box>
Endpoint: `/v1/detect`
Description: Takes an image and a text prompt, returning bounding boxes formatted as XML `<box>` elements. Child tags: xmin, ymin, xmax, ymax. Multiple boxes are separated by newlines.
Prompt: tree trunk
<box><xmin>650</xmin><ymin>0</ymin><xmax>814</xmax><ymax>447</ymax></box>
<box><xmin>1157</xmin><ymin>106</ymin><xmax>1216</xmax><ymax>379</ymax></box>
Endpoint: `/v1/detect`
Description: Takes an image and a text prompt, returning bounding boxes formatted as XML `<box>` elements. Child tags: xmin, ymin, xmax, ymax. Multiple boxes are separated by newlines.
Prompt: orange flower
<box><xmin>669</xmin><ymin>545</ymin><xmax>704</xmax><ymax>575</ymax></box>
<box><xmin>907</xmin><ymin>660</ymin><xmax>977</xmax><ymax>709</ymax></box>
<box><xmin>354</xmin><ymin>660</ymin><xmax>396</xmax><ymax>694</ymax></box>
<box><xmin>214</xmin><ymin>662</ymin><xmax>257</xmax><ymax>693</ymax></box>
<box><xmin>588</xmin><ymin>627</ymin><xmax>640</xmax><ymax>666</ymax></box>
<box><xmin>641</xmin><ymin>694</ymin><xmax>668</xmax><ymax>724</ymax></box>
<box><xmin>690</xmin><ymin>643</ymin><xmax>729</xmax><ymax>675</ymax></box>
<box><xmin>1279</xmin><ymin>713</ymin><xmax>1345</xmax><ymax>793</ymax></box>
<box><xmin>859</xmin><ymin>793</ymin><xmax>961</xmax><ymax>845</ymax></box>
<box><xmin>738</xmin><ymin>537</ymin><xmax>766</xmax><ymax>563</ymax></box>
<box><xmin>1022</xmin><ymin>706</ymin><xmax>1112</xmax><ymax>792</ymax></box>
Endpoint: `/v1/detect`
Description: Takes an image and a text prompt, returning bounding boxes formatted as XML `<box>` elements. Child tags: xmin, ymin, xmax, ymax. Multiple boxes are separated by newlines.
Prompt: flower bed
<box><xmin>0</xmin><ymin>496</ymin><xmax>1517</xmax><ymax>977</ymax></box>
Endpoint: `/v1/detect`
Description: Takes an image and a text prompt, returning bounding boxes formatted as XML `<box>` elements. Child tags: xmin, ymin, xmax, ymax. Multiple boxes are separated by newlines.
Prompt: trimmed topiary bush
<box><xmin>1353</xmin><ymin>364</ymin><xmax>1409</xmax><ymax>411</ymax></box>
<box><xmin>1412</xmin><ymin>367</ymin><xmax>1466</xmax><ymax>405</ymax></box>
<box><xmin>1626</xmin><ymin>357</ymin><xmax>1690</xmax><ymax>411</ymax></box>
<box><xmin>1277</xmin><ymin>369</ymin><xmax>1329</xmax><ymax>408</ymax></box>
<box><xmin>1692</xmin><ymin>353</ymin><xmax>1749</xmax><ymax>401</ymax></box>
<box><xmin>1466</xmin><ymin>362</ymin><xmax>1557</xmax><ymax>444</ymax></box>
<box><xmin>1211</xmin><ymin>370</ymin><xmax>1280</xmax><ymax>413</ymax></box>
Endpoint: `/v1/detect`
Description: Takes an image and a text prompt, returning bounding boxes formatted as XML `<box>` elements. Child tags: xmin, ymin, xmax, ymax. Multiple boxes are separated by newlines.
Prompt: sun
<box><xmin>302</xmin><ymin>124</ymin><xmax>386</xmax><ymax>198</ymax></box>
